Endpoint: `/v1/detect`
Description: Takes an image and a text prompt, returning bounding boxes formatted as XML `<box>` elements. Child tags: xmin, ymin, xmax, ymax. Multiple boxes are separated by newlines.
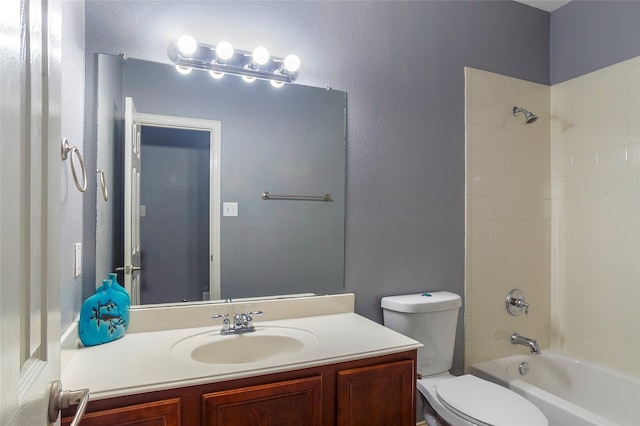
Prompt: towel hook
<box><xmin>61</xmin><ymin>138</ymin><xmax>87</xmax><ymax>193</ymax></box>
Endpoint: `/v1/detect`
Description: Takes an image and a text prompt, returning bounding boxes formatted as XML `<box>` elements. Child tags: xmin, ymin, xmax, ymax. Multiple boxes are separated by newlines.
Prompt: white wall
<box><xmin>551</xmin><ymin>56</ymin><xmax>640</xmax><ymax>377</ymax></box>
<box><xmin>465</xmin><ymin>58</ymin><xmax>640</xmax><ymax>379</ymax></box>
<box><xmin>464</xmin><ymin>67</ymin><xmax>551</xmax><ymax>368</ymax></box>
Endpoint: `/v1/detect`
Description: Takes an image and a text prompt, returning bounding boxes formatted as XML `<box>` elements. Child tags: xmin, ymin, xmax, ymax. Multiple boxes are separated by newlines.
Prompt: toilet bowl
<box><xmin>418</xmin><ymin>373</ymin><xmax>547</xmax><ymax>426</ymax></box>
<box><xmin>381</xmin><ymin>292</ymin><xmax>547</xmax><ymax>426</ymax></box>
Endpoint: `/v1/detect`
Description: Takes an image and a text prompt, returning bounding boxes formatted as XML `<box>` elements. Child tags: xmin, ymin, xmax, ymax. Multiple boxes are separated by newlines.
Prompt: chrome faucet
<box><xmin>506</xmin><ymin>289</ymin><xmax>529</xmax><ymax>316</ymax></box>
<box><xmin>511</xmin><ymin>333</ymin><xmax>541</xmax><ymax>354</ymax></box>
<box><xmin>211</xmin><ymin>310</ymin><xmax>264</xmax><ymax>335</ymax></box>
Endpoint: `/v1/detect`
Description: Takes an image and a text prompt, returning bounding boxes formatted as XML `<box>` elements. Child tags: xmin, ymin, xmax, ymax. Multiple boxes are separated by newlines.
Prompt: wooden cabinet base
<box><xmin>62</xmin><ymin>350</ymin><xmax>416</xmax><ymax>426</ymax></box>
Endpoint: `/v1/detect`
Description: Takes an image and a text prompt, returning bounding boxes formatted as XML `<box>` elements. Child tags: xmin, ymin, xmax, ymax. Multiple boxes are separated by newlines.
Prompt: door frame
<box><xmin>136</xmin><ymin>113</ymin><xmax>221</xmax><ymax>300</ymax></box>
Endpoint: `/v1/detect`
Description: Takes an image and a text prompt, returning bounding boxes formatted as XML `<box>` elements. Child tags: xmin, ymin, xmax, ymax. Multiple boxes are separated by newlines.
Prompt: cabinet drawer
<box><xmin>202</xmin><ymin>376</ymin><xmax>322</xmax><ymax>426</ymax></box>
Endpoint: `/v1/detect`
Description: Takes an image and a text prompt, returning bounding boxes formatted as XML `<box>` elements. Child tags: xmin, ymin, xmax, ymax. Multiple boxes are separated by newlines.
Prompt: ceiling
<box><xmin>514</xmin><ymin>0</ymin><xmax>571</xmax><ymax>12</ymax></box>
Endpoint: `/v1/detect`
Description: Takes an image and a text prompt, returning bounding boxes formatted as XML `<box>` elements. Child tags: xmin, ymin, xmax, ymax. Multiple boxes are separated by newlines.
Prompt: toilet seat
<box><xmin>433</xmin><ymin>375</ymin><xmax>547</xmax><ymax>426</ymax></box>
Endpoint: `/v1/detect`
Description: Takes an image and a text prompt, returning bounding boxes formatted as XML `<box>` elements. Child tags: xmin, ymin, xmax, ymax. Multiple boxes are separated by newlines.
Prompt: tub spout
<box><xmin>511</xmin><ymin>333</ymin><xmax>541</xmax><ymax>354</ymax></box>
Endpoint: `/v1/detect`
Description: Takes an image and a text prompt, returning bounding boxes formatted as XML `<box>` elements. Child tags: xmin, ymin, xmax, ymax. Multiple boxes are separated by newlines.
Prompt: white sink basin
<box><xmin>171</xmin><ymin>326</ymin><xmax>318</xmax><ymax>364</ymax></box>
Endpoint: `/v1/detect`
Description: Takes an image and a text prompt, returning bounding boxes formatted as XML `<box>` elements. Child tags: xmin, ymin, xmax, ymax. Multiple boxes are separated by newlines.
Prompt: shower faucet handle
<box><xmin>506</xmin><ymin>289</ymin><xmax>529</xmax><ymax>316</ymax></box>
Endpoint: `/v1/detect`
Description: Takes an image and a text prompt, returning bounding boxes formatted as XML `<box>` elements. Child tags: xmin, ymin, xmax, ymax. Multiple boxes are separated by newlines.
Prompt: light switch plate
<box><xmin>223</xmin><ymin>202</ymin><xmax>238</xmax><ymax>217</ymax></box>
<box><xmin>74</xmin><ymin>243</ymin><xmax>82</xmax><ymax>277</ymax></box>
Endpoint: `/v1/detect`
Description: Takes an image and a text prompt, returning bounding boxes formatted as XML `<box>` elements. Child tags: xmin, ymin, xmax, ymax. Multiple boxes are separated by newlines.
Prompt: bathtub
<box><xmin>470</xmin><ymin>351</ymin><xmax>640</xmax><ymax>426</ymax></box>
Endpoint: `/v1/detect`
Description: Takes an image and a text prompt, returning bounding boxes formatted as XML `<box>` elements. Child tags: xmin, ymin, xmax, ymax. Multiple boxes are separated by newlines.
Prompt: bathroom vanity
<box><xmin>60</xmin><ymin>294</ymin><xmax>420</xmax><ymax>425</ymax></box>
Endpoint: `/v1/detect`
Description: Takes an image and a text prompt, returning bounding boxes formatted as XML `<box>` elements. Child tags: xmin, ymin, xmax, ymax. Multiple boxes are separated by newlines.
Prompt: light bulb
<box><xmin>177</xmin><ymin>35</ymin><xmax>197</xmax><ymax>56</ymax></box>
<box><xmin>175</xmin><ymin>65</ymin><xmax>192</xmax><ymax>75</ymax></box>
<box><xmin>209</xmin><ymin>71</ymin><xmax>224</xmax><ymax>79</ymax></box>
<box><xmin>242</xmin><ymin>75</ymin><xmax>256</xmax><ymax>83</ymax></box>
<box><xmin>252</xmin><ymin>46</ymin><xmax>270</xmax><ymax>66</ymax></box>
<box><xmin>216</xmin><ymin>41</ymin><xmax>234</xmax><ymax>61</ymax></box>
<box><xmin>270</xmin><ymin>80</ymin><xmax>284</xmax><ymax>88</ymax></box>
<box><xmin>283</xmin><ymin>54</ymin><xmax>300</xmax><ymax>73</ymax></box>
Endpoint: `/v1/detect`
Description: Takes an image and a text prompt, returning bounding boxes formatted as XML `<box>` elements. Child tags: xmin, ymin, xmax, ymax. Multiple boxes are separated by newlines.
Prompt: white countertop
<box><xmin>61</xmin><ymin>296</ymin><xmax>421</xmax><ymax>400</ymax></box>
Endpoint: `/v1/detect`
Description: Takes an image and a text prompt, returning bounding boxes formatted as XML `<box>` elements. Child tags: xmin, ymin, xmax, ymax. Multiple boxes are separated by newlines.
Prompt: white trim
<box><xmin>2</xmin><ymin>0</ymin><xmax>62</xmax><ymax>421</ymax></box>
<box><xmin>135</xmin><ymin>113</ymin><xmax>222</xmax><ymax>301</ymax></box>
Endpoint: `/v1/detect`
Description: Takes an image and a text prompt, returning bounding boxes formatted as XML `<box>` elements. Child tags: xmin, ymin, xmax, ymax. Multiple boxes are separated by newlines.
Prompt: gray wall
<box><xmin>84</xmin><ymin>0</ymin><xmax>551</xmax><ymax>374</ymax></box>
<box><xmin>551</xmin><ymin>1</ymin><xmax>640</xmax><ymax>84</ymax></box>
<box><xmin>94</xmin><ymin>53</ymin><xmax>123</xmax><ymax>297</ymax></box>
<box><xmin>121</xmin><ymin>58</ymin><xmax>346</xmax><ymax>300</ymax></box>
<box><xmin>60</xmin><ymin>0</ymin><xmax>85</xmax><ymax>329</ymax></box>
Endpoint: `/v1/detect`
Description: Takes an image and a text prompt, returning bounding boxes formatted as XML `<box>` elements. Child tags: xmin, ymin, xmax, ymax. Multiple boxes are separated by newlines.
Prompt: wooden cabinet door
<box><xmin>62</xmin><ymin>397</ymin><xmax>181</xmax><ymax>426</ymax></box>
<box><xmin>202</xmin><ymin>376</ymin><xmax>322</xmax><ymax>426</ymax></box>
<box><xmin>336</xmin><ymin>360</ymin><xmax>415</xmax><ymax>426</ymax></box>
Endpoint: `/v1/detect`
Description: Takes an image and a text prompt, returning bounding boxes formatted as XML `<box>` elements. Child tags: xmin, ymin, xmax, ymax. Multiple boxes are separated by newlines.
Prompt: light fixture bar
<box><xmin>167</xmin><ymin>39</ymin><xmax>298</xmax><ymax>83</ymax></box>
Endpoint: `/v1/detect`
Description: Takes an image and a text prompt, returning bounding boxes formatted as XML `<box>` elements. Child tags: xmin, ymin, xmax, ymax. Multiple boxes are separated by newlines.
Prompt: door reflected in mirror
<box><xmin>95</xmin><ymin>54</ymin><xmax>346</xmax><ymax>305</ymax></box>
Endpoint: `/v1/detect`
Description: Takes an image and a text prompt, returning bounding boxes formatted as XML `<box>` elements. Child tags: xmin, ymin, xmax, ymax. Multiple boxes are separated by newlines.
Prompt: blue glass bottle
<box><xmin>79</xmin><ymin>280</ymin><xmax>128</xmax><ymax>346</ymax></box>
<box><xmin>108</xmin><ymin>272</ymin><xmax>130</xmax><ymax>329</ymax></box>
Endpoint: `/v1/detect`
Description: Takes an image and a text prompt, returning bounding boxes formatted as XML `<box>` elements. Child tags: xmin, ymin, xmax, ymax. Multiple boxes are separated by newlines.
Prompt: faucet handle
<box><xmin>506</xmin><ymin>289</ymin><xmax>529</xmax><ymax>316</ymax></box>
<box><xmin>210</xmin><ymin>313</ymin><xmax>231</xmax><ymax>332</ymax></box>
<box><xmin>246</xmin><ymin>311</ymin><xmax>263</xmax><ymax>327</ymax></box>
<box><xmin>210</xmin><ymin>313</ymin><xmax>229</xmax><ymax>320</ymax></box>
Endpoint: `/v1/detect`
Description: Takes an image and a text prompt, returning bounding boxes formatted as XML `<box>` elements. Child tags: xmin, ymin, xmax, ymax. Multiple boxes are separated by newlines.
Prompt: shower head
<box><xmin>512</xmin><ymin>106</ymin><xmax>538</xmax><ymax>125</ymax></box>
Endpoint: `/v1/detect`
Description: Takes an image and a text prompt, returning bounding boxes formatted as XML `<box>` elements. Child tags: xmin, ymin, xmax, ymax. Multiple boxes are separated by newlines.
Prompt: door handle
<box><xmin>48</xmin><ymin>380</ymin><xmax>90</xmax><ymax>426</ymax></box>
<box><xmin>115</xmin><ymin>265</ymin><xmax>141</xmax><ymax>274</ymax></box>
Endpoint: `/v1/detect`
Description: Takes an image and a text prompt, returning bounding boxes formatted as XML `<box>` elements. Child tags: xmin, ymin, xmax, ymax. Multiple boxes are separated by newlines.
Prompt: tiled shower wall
<box><xmin>551</xmin><ymin>58</ymin><xmax>640</xmax><ymax>377</ymax></box>
<box><xmin>466</xmin><ymin>60</ymin><xmax>640</xmax><ymax>378</ymax></box>
<box><xmin>464</xmin><ymin>68</ymin><xmax>551</xmax><ymax>368</ymax></box>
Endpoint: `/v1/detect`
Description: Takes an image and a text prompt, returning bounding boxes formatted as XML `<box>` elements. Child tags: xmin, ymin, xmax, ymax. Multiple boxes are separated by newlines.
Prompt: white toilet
<box><xmin>381</xmin><ymin>291</ymin><xmax>548</xmax><ymax>426</ymax></box>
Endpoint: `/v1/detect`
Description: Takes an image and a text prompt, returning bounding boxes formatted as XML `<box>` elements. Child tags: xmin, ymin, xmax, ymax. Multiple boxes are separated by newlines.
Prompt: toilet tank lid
<box><xmin>381</xmin><ymin>291</ymin><xmax>461</xmax><ymax>313</ymax></box>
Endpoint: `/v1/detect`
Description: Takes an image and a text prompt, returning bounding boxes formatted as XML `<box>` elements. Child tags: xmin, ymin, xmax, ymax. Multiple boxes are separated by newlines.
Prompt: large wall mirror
<box><xmin>94</xmin><ymin>54</ymin><xmax>346</xmax><ymax>306</ymax></box>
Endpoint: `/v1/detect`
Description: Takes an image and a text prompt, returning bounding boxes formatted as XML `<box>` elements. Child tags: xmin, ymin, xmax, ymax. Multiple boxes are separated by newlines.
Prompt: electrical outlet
<box><xmin>223</xmin><ymin>202</ymin><xmax>238</xmax><ymax>217</ymax></box>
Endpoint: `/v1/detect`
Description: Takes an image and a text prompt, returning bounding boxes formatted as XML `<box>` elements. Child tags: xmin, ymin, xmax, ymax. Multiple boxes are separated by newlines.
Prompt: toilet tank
<box><xmin>381</xmin><ymin>291</ymin><xmax>461</xmax><ymax>376</ymax></box>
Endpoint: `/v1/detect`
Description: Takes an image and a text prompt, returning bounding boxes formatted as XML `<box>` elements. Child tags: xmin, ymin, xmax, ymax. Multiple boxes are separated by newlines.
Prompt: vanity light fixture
<box><xmin>283</xmin><ymin>54</ymin><xmax>301</xmax><ymax>73</ymax></box>
<box><xmin>177</xmin><ymin>35</ymin><xmax>198</xmax><ymax>56</ymax></box>
<box><xmin>209</xmin><ymin>70</ymin><xmax>224</xmax><ymax>80</ymax></box>
<box><xmin>175</xmin><ymin>65</ymin><xmax>192</xmax><ymax>75</ymax></box>
<box><xmin>168</xmin><ymin>35</ymin><xmax>300</xmax><ymax>85</ymax></box>
<box><xmin>215</xmin><ymin>40</ymin><xmax>234</xmax><ymax>61</ymax></box>
<box><xmin>251</xmin><ymin>46</ymin><xmax>270</xmax><ymax>66</ymax></box>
